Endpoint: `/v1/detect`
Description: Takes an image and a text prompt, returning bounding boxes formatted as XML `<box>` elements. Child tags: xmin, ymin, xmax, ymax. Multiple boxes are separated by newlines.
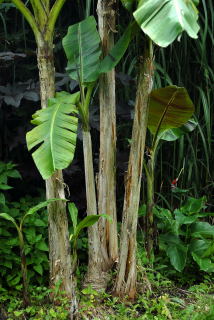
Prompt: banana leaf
<box><xmin>133</xmin><ymin>0</ymin><xmax>200</xmax><ymax>47</ymax></box>
<box><xmin>148</xmin><ymin>86</ymin><xmax>195</xmax><ymax>140</ymax></box>
<box><xmin>26</xmin><ymin>91</ymin><xmax>79</xmax><ymax>179</ymax></box>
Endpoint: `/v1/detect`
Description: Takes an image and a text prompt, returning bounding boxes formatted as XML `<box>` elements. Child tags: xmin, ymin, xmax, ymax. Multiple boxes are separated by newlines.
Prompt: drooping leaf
<box><xmin>0</xmin><ymin>213</ymin><xmax>16</xmax><ymax>226</ymax></box>
<box><xmin>26</xmin><ymin>91</ymin><xmax>79</xmax><ymax>179</ymax></box>
<box><xmin>191</xmin><ymin>253</ymin><xmax>214</xmax><ymax>272</ymax></box>
<box><xmin>63</xmin><ymin>16</ymin><xmax>101</xmax><ymax>83</ymax></box>
<box><xmin>160</xmin><ymin>119</ymin><xmax>197</xmax><ymax>141</ymax></box>
<box><xmin>148</xmin><ymin>86</ymin><xmax>194</xmax><ymax>138</ymax></box>
<box><xmin>166</xmin><ymin>243</ymin><xmax>187</xmax><ymax>272</ymax></box>
<box><xmin>133</xmin><ymin>0</ymin><xmax>200</xmax><ymax>47</ymax></box>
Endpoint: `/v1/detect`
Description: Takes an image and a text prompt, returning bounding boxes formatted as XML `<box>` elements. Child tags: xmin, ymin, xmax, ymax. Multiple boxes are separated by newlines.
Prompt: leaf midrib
<box><xmin>49</xmin><ymin>103</ymin><xmax>61</xmax><ymax>170</ymax></box>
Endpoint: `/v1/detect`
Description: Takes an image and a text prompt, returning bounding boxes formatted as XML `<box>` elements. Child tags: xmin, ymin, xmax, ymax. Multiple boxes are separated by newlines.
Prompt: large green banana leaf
<box><xmin>63</xmin><ymin>16</ymin><xmax>101</xmax><ymax>84</ymax></box>
<box><xmin>148</xmin><ymin>86</ymin><xmax>194</xmax><ymax>139</ymax></box>
<box><xmin>26</xmin><ymin>91</ymin><xmax>80</xmax><ymax>180</ymax></box>
<box><xmin>133</xmin><ymin>0</ymin><xmax>200</xmax><ymax>47</ymax></box>
<box><xmin>63</xmin><ymin>16</ymin><xmax>134</xmax><ymax>84</ymax></box>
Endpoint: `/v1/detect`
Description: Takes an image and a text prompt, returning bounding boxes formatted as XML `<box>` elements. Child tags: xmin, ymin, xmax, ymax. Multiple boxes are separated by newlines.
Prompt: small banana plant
<box><xmin>144</xmin><ymin>85</ymin><xmax>197</xmax><ymax>259</ymax></box>
<box><xmin>0</xmin><ymin>198</ymin><xmax>65</xmax><ymax>305</ymax></box>
<box><xmin>68</xmin><ymin>202</ymin><xmax>110</xmax><ymax>272</ymax></box>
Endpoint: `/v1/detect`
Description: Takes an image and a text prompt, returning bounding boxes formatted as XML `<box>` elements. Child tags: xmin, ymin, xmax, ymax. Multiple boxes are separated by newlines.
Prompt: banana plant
<box><xmin>114</xmin><ymin>0</ymin><xmax>200</xmax><ymax>299</ymax></box>
<box><xmin>68</xmin><ymin>202</ymin><xmax>110</xmax><ymax>272</ymax></box>
<box><xmin>0</xmin><ymin>198</ymin><xmax>64</xmax><ymax>306</ymax></box>
<box><xmin>3</xmin><ymin>0</ymin><xmax>75</xmax><ymax>304</ymax></box>
<box><xmin>144</xmin><ymin>85</ymin><xmax>197</xmax><ymax>259</ymax></box>
<box><xmin>62</xmin><ymin>15</ymin><xmax>134</xmax><ymax>289</ymax></box>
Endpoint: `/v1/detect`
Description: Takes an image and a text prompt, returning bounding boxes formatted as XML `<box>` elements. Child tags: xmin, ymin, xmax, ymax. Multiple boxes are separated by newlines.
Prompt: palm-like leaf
<box><xmin>133</xmin><ymin>0</ymin><xmax>200</xmax><ymax>47</ymax></box>
<box><xmin>26</xmin><ymin>91</ymin><xmax>80</xmax><ymax>179</ymax></box>
<box><xmin>63</xmin><ymin>16</ymin><xmax>134</xmax><ymax>84</ymax></box>
<box><xmin>62</xmin><ymin>16</ymin><xmax>101</xmax><ymax>84</ymax></box>
<box><xmin>148</xmin><ymin>86</ymin><xmax>194</xmax><ymax>139</ymax></box>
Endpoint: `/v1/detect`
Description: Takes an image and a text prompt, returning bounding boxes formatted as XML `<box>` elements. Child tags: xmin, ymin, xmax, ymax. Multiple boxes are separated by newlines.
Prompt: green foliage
<box><xmin>63</xmin><ymin>16</ymin><xmax>134</xmax><ymax>85</ymax></box>
<box><xmin>0</xmin><ymin>162</ymin><xmax>21</xmax><ymax>206</ymax></box>
<box><xmin>0</xmin><ymin>285</ymin><xmax>70</xmax><ymax>320</ymax></box>
<box><xmin>69</xmin><ymin>202</ymin><xmax>111</xmax><ymax>242</ymax></box>
<box><xmin>63</xmin><ymin>16</ymin><xmax>101</xmax><ymax>84</ymax></box>
<box><xmin>0</xmin><ymin>196</ymin><xmax>60</xmax><ymax>288</ymax></box>
<box><xmin>68</xmin><ymin>202</ymin><xmax>110</xmax><ymax>270</ymax></box>
<box><xmin>155</xmin><ymin>196</ymin><xmax>214</xmax><ymax>272</ymax></box>
<box><xmin>160</xmin><ymin>119</ymin><xmax>197</xmax><ymax>142</ymax></box>
<box><xmin>133</xmin><ymin>0</ymin><xmax>200</xmax><ymax>47</ymax></box>
<box><xmin>148</xmin><ymin>86</ymin><xmax>195</xmax><ymax>140</ymax></box>
<box><xmin>26</xmin><ymin>91</ymin><xmax>80</xmax><ymax>179</ymax></box>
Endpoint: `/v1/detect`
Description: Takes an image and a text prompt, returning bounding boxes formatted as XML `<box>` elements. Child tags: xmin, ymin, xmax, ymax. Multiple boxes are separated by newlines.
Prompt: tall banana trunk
<box><xmin>12</xmin><ymin>1</ymin><xmax>76</xmax><ymax>310</ymax></box>
<box><xmin>37</xmin><ymin>38</ymin><xmax>75</xmax><ymax>304</ymax></box>
<box><xmin>97</xmin><ymin>0</ymin><xmax>118</xmax><ymax>270</ymax></box>
<box><xmin>82</xmin><ymin>129</ymin><xmax>108</xmax><ymax>289</ymax></box>
<box><xmin>114</xmin><ymin>43</ymin><xmax>154</xmax><ymax>299</ymax></box>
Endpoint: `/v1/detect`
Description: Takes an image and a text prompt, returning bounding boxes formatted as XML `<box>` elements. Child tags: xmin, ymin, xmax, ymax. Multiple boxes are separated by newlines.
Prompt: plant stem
<box><xmin>97</xmin><ymin>0</ymin><xmax>118</xmax><ymax>274</ymax></box>
<box><xmin>145</xmin><ymin>149</ymin><xmax>155</xmax><ymax>260</ymax></box>
<box><xmin>17</xmin><ymin>229</ymin><xmax>30</xmax><ymax>306</ymax></box>
<box><xmin>114</xmin><ymin>40</ymin><xmax>154</xmax><ymax>299</ymax></box>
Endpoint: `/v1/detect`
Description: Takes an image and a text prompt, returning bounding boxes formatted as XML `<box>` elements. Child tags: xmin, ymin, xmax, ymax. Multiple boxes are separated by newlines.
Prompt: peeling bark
<box><xmin>37</xmin><ymin>39</ymin><xmax>76</xmax><ymax>314</ymax></box>
<box><xmin>114</xmin><ymin>46</ymin><xmax>154</xmax><ymax>299</ymax></box>
<box><xmin>82</xmin><ymin>130</ymin><xmax>108</xmax><ymax>290</ymax></box>
<box><xmin>97</xmin><ymin>0</ymin><xmax>118</xmax><ymax>271</ymax></box>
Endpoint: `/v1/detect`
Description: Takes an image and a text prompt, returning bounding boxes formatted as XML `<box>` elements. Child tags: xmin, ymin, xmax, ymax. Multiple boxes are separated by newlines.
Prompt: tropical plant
<box><xmin>155</xmin><ymin>196</ymin><xmax>214</xmax><ymax>273</ymax></box>
<box><xmin>62</xmin><ymin>14</ymin><xmax>133</xmax><ymax>289</ymax></box>
<box><xmin>68</xmin><ymin>202</ymin><xmax>109</xmax><ymax>272</ymax></box>
<box><xmin>114</xmin><ymin>0</ymin><xmax>200</xmax><ymax>299</ymax></box>
<box><xmin>144</xmin><ymin>85</ymin><xmax>197</xmax><ymax>258</ymax></box>
<box><xmin>97</xmin><ymin>0</ymin><xmax>118</xmax><ymax>275</ymax></box>
<box><xmin>0</xmin><ymin>198</ymin><xmax>63</xmax><ymax>305</ymax></box>
<box><xmin>0</xmin><ymin>161</ymin><xmax>21</xmax><ymax>206</ymax></box>
<box><xmin>3</xmin><ymin>0</ymin><xmax>76</xmax><ymax>310</ymax></box>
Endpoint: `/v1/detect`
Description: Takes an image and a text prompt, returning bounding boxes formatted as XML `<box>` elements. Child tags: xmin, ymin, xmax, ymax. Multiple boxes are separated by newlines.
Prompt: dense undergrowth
<box><xmin>1</xmin><ymin>185</ymin><xmax>214</xmax><ymax>319</ymax></box>
<box><xmin>1</xmin><ymin>262</ymin><xmax>214</xmax><ymax>319</ymax></box>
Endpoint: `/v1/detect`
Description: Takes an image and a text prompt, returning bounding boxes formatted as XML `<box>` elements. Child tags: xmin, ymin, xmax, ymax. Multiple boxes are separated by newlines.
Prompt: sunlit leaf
<box><xmin>133</xmin><ymin>0</ymin><xmax>200</xmax><ymax>47</ymax></box>
<box><xmin>26</xmin><ymin>91</ymin><xmax>79</xmax><ymax>179</ymax></box>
